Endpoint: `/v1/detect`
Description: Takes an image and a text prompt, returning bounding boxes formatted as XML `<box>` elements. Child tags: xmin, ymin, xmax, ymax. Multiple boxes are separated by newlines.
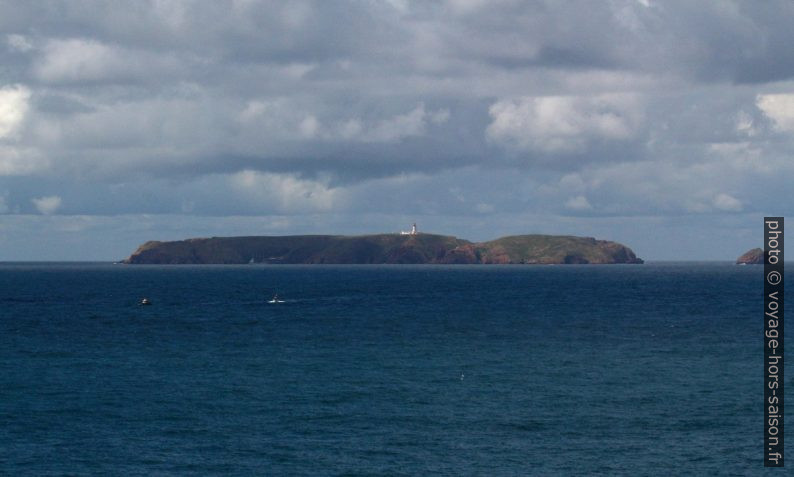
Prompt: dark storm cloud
<box><xmin>0</xmin><ymin>0</ymin><xmax>791</xmax><ymax>178</ymax></box>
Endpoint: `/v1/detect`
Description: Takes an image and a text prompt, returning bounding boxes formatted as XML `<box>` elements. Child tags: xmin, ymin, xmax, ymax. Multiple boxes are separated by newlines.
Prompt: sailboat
<box><xmin>268</xmin><ymin>294</ymin><xmax>285</xmax><ymax>304</ymax></box>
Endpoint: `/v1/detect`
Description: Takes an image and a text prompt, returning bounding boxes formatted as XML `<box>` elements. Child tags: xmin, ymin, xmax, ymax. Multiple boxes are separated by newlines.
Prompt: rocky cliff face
<box><xmin>123</xmin><ymin>233</ymin><xmax>644</xmax><ymax>265</ymax></box>
<box><xmin>736</xmin><ymin>248</ymin><xmax>764</xmax><ymax>264</ymax></box>
<box><xmin>440</xmin><ymin>235</ymin><xmax>643</xmax><ymax>264</ymax></box>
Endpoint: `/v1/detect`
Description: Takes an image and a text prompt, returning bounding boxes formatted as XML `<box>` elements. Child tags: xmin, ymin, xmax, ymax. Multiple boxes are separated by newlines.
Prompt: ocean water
<box><xmin>0</xmin><ymin>262</ymin><xmax>779</xmax><ymax>475</ymax></box>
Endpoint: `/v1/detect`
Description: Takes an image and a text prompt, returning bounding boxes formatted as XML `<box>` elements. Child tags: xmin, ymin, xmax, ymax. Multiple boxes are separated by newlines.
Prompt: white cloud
<box><xmin>486</xmin><ymin>94</ymin><xmax>643</xmax><ymax>153</ymax></box>
<box><xmin>32</xmin><ymin>195</ymin><xmax>62</xmax><ymax>215</ymax></box>
<box><xmin>238</xmin><ymin>100</ymin><xmax>269</xmax><ymax>123</ymax></box>
<box><xmin>236</xmin><ymin>103</ymin><xmax>451</xmax><ymax>144</ymax></box>
<box><xmin>757</xmin><ymin>94</ymin><xmax>794</xmax><ymax>132</ymax></box>
<box><xmin>236</xmin><ymin>99</ymin><xmax>325</xmax><ymax>142</ymax></box>
<box><xmin>6</xmin><ymin>34</ymin><xmax>33</xmax><ymax>52</ymax></box>
<box><xmin>384</xmin><ymin>0</ymin><xmax>410</xmax><ymax>14</ymax></box>
<box><xmin>565</xmin><ymin>195</ymin><xmax>593</xmax><ymax>211</ymax></box>
<box><xmin>150</xmin><ymin>0</ymin><xmax>189</xmax><ymax>30</ymax></box>
<box><xmin>362</xmin><ymin>103</ymin><xmax>446</xmax><ymax>142</ymax></box>
<box><xmin>0</xmin><ymin>146</ymin><xmax>49</xmax><ymax>176</ymax></box>
<box><xmin>35</xmin><ymin>39</ymin><xmax>122</xmax><ymax>83</ymax></box>
<box><xmin>0</xmin><ymin>85</ymin><xmax>31</xmax><ymax>139</ymax></box>
<box><xmin>231</xmin><ymin>171</ymin><xmax>344</xmax><ymax>213</ymax></box>
<box><xmin>559</xmin><ymin>173</ymin><xmax>586</xmax><ymax>191</ymax></box>
<box><xmin>299</xmin><ymin>115</ymin><xmax>320</xmax><ymax>138</ymax></box>
<box><xmin>367</xmin><ymin>105</ymin><xmax>426</xmax><ymax>142</ymax></box>
<box><xmin>712</xmin><ymin>193</ymin><xmax>742</xmax><ymax>212</ymax></box>
<box><xmin>0</xmin><ymin>86</ymin><xmax>42</xmax><ymax>176</ymax></box>
<box><xmin>338</xmin><ymin>119</ymin><xmax>364</xmax><ymax>139</ymax></box>
<box><xmin>33</xmin><ymin>38</ymin><xmax>178</xmax><ymax>84</ymax></box>
<box><xmin>278</xmin><ymin>63</ymin><xmax>316</xmax><ymax>79</ymax></box>
<box><xmin>552</xmin><ymin>156</ymin><xmax>762</xmax><ymax>217</ymax></box>
<box><xmin>735</xmin><ymin>111</ymin><xmax>757</xmax><ymax>136</ymax></box>
<box><xmin>280</xmin><ymin>1</ymin><xmax>313</xmax><ymax>29</ymax></box>
<box><xmin>446</xmin><ymin>0</ymin><xmax>489</xmax><ymax>14</ymax></box>
<box><xmin>430</xmin><ymin>109</ymin><xmax>451</xmax><ymax>124</ymax></box>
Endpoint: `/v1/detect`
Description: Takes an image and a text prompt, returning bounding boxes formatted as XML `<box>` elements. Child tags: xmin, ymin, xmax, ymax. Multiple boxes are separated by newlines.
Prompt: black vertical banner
<box><xmin>765</xmin><ymin>217</ymin><xmax>784</xmax><ymax>467</ymax></box>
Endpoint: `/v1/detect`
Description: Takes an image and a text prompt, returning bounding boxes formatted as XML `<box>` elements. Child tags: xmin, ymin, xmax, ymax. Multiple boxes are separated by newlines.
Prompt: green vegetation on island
<box><xmin>123</xmin><ymin>233</ymin><xmax>643</xmax><ymax>265</ymax></box>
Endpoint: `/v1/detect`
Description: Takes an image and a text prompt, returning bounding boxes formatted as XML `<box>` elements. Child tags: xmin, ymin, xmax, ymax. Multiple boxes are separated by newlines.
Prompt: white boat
<box><xmin>268</xmin><ymin>295</ymin><xmax>285</xmax><ymax>304</ymax></box>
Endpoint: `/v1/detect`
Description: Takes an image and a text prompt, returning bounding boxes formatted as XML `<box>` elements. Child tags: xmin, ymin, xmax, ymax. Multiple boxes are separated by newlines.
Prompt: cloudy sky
<box><xmin>0</xmin><ymin>0</ymin><xmax>792</xmax><ymax>260</ymax></box>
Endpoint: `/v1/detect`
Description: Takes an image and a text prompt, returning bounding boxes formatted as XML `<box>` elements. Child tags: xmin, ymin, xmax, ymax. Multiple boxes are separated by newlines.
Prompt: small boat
<box><xmin>268</xmin><ymin>294</ymin><xmax>285</xmax><ymax>304</ymax></box>
<box><xmin>140</xmin><ymin>297</ymin><xmax>151</xmax><ymax>306</ymax></box>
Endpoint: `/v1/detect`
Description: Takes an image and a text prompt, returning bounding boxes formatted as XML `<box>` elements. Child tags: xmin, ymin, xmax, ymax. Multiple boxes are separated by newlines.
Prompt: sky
<box><xmin>0</xmin><ymin>0</ymin><xmax>792</xmax><ymax>261</ymax></box>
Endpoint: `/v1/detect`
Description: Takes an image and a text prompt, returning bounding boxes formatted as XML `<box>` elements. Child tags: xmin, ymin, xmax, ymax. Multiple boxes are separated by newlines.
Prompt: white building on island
<box><xmin>400</xmin><ymin>223</ymin><xmax>418</xmax><ymax>235</ymax></box>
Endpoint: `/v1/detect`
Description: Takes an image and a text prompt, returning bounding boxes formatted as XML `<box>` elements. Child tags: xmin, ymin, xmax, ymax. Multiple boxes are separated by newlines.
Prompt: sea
<box><xmin>0</xmin><ymin>262</ymin><xmax>781</xmax><ymax>475</ymax></box>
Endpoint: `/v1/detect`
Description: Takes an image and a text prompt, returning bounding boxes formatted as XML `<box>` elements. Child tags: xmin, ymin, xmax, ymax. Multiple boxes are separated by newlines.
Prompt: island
<box><xmin>123</xmin><ymin>233</ymin><xmax>643</xmax><ymax>265</ymax></box>
<box><xmin>736</xmin><ymin>248</ymin><xmax>764</xmax><ymax>264</ymax></box>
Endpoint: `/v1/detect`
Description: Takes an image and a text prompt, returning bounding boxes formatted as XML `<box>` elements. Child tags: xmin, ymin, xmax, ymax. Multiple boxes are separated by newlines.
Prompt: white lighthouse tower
<box><xmin>401</xmin><ymin>223</ymin><xmax>418</xmax><ymax>235</ymax></box>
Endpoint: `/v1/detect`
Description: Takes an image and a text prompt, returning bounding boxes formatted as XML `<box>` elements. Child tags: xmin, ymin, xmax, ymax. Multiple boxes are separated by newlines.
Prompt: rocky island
<box><xmin>736</xmin><ymin>248</ymin><xmax>764</xmax><ymax>264</ymax></box>
<box><xmin>123</xmin><ymin>233</ymin><xmax>643</xmax><ymax>265</ymax></box>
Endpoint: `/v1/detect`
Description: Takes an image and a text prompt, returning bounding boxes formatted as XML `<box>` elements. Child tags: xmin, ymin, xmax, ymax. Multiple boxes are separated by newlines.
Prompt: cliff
<box><xmin>736</xmin><ymin>248</ymin><xmax>764</xmax><ymax>264</ymax></box>
<box><xmin>443</xmin><ymin>235</ymin><xmax>644</xmax><ymax>264</ymax></box>
<box><xmin>123</xmin><ymin>233</ymin><xmax>643</xmax><ymax>265</ymax></box>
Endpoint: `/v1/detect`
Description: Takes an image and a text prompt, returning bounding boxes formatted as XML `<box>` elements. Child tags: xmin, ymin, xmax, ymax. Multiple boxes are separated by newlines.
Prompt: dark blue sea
<box><xmin>0</xmin><ymin>263</ymin><xmax>781</xmax><ymax>475</ymax></box>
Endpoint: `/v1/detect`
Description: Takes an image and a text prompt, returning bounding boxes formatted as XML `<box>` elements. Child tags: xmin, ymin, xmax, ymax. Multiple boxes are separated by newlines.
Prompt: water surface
<box><xmin>0</xmin><ymin>263</ymin><xmax>774</xmax><ymax>475</ymax></box>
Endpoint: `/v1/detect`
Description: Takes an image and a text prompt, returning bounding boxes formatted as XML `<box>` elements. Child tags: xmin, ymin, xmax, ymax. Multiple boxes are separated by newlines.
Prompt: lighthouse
<box><xmin>400</xmin><ymin>223</ymin><xmax>418</xmax><ymax>235</ymax></box>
